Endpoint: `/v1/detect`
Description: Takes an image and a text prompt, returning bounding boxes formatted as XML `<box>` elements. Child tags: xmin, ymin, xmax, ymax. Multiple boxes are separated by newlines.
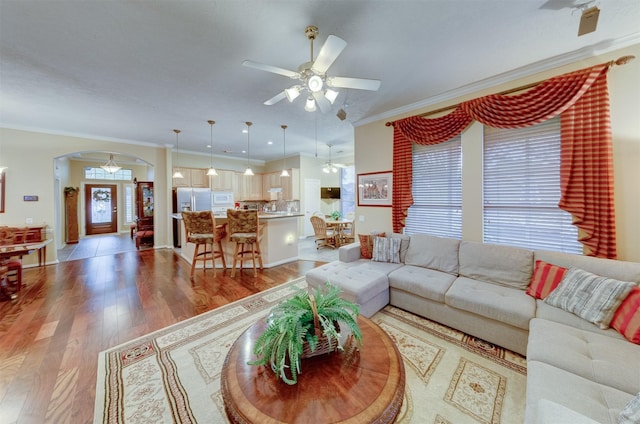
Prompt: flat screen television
<box><xmin>321</xmin><ymin>187</ymin><xmax>341</xmax><ymax>199</ymax></box>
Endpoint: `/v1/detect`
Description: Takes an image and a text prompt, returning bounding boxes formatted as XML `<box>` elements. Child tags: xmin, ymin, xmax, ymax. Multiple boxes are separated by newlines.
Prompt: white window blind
<box><xmin>483</xmin><ymin>117</ymin><xmax>582</xmax><ymax>254</ymax></box>
<box><xmin>405</xmin><ymin>136</ymin><xmax>462</xmax><ymax>238</ymax></box>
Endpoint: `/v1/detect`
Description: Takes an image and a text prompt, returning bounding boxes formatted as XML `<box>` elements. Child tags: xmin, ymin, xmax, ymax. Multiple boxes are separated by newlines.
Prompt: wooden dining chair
<box><xmin>310</xmin><ymin>215</ymin><xmax>337</xmax><ymax>250</ymax></box>
<box><xmin>181</xmin><ymin>211</ymin><xmax>227</xmax><ymax>279</ymax></box>
<box><xmin>0</xmin><ymin>226</ymin><xmax>23</xmax><ymax>293</ymax></box>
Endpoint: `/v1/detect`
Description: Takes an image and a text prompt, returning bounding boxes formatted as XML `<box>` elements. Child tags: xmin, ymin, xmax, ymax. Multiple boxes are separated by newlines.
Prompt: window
<box><xmin>405</xmin><ymin>136</ymin><xmax>462</xmax><ymax>238</ymax></box>
<box><xmin>340</xmin><ymin>166</ymin><xmax>356</xmax><ymax>218</ymax></box>
<box><xmin>84</xmin><ymin>167</ymin><xmax>133</xmax><ymax>181</ymax></box>
<box><xmin>483</xmin><ymin>117</ymin><xmax>582</xmax><ymax>253</ymax></box>
<box><xmin>124</xmin><ymin>184</ymin><xmax>134</xmax><ymax>225</ymax></box>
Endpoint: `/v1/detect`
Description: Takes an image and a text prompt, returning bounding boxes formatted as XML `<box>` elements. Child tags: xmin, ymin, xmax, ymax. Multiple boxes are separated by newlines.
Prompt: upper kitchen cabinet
<box><xmin>238</xmin><ymin>173</ymin><xmax>263</xmax><ymax>201</ymax></box>
<box><xmin>210</xmin><ymin>170</ymin><xmax>235</xmax><ymax>191</ymax></box>
<box><xmin>172</xmin><ymin>168</ymin><xmax>209</xmax><ymax>188</ymax></box>
<box><xmin>263</xmin><ymin>169</ymin><xmax>300</xmax><ymax>200</ymax></box>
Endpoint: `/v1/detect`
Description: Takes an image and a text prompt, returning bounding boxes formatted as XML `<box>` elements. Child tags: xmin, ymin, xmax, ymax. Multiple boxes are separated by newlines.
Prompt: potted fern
<box><xmin>248</xmin><ymin>283</ymin><xmax>362</xmax><ymax>385</ymax></box>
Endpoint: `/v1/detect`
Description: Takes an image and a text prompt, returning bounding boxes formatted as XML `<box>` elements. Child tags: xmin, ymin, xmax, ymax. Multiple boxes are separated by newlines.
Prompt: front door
<box><xmin>85</xmin><ymin>184</ymin><xmax>118</xmax><ymax>235</ymax></box>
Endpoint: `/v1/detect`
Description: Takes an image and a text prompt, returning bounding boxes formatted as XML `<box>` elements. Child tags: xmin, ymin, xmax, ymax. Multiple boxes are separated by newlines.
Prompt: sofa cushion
<box><xmin>528</xmin><ymin>318</ymin><xmax>640</xmax><ymax>395</ymax></box>
<box><xmin>619</xmin><ymin>392</ymin><xmax>640</xmax><ymax>424</ymax></box>
<box><xmin>534</xmin><ymin>250</ymin><xmax>640</xmax><ymax>284</ymax></box>
<box><xmin>404</xmin><ymin>234</ymin><xmax>459</xmax><ymax>275</ymax></box>
<box><xmin>611</xmin><ymin>286</ymin><xmax>640</xmax><ymax>343</ymax></box>
<box><xmin>305</xmin><ymin>260</ymin><xmax>363</xmax><ymax>287</ymax></box>
<box><xmin>526</xmin><ymin>260</ymin><xmax>568</xmax><ymax>299</ymax></box>
<box><xmin>535</xmin><ymin>300</ymin><xmax>626</xmax><ymax>340</ymax></box>
<box><xmin>445</xmin><ymin>276</ymin><xmax>535</xmax><ymax>330</ymax></box>
<box><xmin>545</xmin><ymin>268</ymin><xmax>635</xmax><ymax>329</ymax></box>
<box><xmin>388</xmin><ymin>265</ymin><xmax>457</xmax><ymax>303</ymax></box>
<box><xmin>526</xmin><ymin>360</ymin><xmax>634</xmax><ymax>424</ymax></box>
<box><xmin>372</xmin><ymin>236</ymin><xmax>401</xmax><ymax>263</ymax></box>
<box><xmin>536</xmin><ymin>399</ymin><xmax>601</xmax><ymax>424</ymax></box>
<box><xmin>459</xmin><ymin>241</ymin><xmax>533</xmax><ymax>289</ymax></box>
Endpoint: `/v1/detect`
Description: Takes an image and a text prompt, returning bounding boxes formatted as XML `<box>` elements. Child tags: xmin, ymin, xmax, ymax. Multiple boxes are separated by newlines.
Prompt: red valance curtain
<box><xmin>391</xmin><ymin>63</ymin><xmax>616</xmax><ymax>258</ymax></box>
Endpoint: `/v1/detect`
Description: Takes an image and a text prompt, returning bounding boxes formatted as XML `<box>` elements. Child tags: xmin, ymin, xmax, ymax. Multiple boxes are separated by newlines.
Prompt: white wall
<box><xmin>354</xmin><ymin>44</ymin><xmax>640</xmax><ymax>262</ymax></box>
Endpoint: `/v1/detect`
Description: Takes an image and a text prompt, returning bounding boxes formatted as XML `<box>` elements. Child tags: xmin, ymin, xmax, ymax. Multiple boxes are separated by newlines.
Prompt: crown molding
<box><xmin>355</xmin><ymin>33</ymin><xmax>640</xmax><ymax>127</ymax></box>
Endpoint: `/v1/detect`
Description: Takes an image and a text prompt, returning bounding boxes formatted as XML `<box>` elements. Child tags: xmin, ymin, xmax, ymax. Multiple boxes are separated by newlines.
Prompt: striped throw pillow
<box><xmin>372</xmin><ymin>236</ymin><xmax>401</xmax><ymax>263</ymax></box>
<box><xmin>619</xmin><ymin>392</ymin><xmax>640</xmax><ymax>424</ymax></box>
<box><xmin>544</xmin><ymin>268</ymin><xmax>635</xmax><ymax>329</ymax></box>
<box><xmin>526</xmin><ymin>260</ymin><xmax>568</xmax><ymax>299</ymax></box>
<box><xmin>611</xmin><ymin>286</ymin><xmax>640</xmax><ymax>344</ymax></box>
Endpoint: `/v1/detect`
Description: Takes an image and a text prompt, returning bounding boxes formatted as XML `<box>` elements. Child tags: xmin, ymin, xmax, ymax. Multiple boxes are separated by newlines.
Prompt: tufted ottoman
<box><xmin>306</xmin><ymin>260</ymin><xmax>397</xmax><ymax>317</ymax></box>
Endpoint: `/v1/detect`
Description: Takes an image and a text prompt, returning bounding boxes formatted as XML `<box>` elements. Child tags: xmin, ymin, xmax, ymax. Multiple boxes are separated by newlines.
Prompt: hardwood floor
<box><xmin>0</xmin><ymin>248</ymin><xmax>325</xmax><ymax>424</ymax></box>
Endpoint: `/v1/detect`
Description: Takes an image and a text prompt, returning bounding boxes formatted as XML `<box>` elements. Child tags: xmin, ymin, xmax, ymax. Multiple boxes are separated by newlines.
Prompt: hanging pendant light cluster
<box><xmin>206</xmin><ymin>120</ymin><xmax>218</xmax><ymax>176</ymax></box>
<box><xmin>101</xmin><ymin>153</ymin><xmax>121</xmax><ymax>173</ymax></box>
<box><xmin>280</xmin><ymin>124</ymin><xmax>289</xmax><ymax>177</ymax></box>
<box><xmin>172</xmin><ymin>129</ymin><xmax>184</xmax><ymax>179</ymax></box>
<box><xmin>244</xmin><ymin>121</ymin><xmax>254</xmax><ymax>176</ymax></box>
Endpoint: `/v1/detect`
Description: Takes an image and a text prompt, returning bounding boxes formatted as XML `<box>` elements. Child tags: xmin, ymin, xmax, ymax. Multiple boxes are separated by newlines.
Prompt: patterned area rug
<box><xmin>94</xmin><ymin>278</ymin><xmax>526</xmax><ymax>423</ymax></box>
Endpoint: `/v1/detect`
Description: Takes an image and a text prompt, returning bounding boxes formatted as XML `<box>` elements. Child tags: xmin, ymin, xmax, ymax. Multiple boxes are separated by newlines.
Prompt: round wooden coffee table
<box><xmin>221</xmin><ymin>315</ymin><xmax>405</xmax><ymax>424</ymax></box>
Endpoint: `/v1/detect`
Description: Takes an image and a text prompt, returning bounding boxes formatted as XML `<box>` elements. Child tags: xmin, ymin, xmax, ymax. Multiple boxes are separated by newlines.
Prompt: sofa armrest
<box><xmin>339</xmin><ymin>243</ymin><xmax>363</xmax><ymax>263</ymax></box>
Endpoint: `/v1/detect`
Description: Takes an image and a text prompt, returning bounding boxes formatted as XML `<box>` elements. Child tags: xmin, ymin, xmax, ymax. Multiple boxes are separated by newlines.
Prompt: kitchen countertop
<box><xmin>171</xmin><ymin>212</ymin><xmax>303</xmax><ymax>220</ymax></box>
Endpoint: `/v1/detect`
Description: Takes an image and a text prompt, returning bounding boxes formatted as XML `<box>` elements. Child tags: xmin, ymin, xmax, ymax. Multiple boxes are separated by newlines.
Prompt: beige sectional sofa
<box><xmin>305</xmin><ymin>233</ymin><xmax>640</xmax><ymax>424</ymax></box>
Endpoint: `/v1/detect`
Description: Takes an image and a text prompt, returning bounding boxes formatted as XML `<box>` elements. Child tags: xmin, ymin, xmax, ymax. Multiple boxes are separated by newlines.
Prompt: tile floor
<box><xmin>57</xmin><ymin>233</ymin><xmax>340</xmax><ymax>263</ymax></box>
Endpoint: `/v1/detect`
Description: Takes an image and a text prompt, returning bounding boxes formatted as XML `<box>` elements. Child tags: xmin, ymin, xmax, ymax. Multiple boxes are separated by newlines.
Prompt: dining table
<box><xmin>325</xmin><ymin>218</ymin><xmax>354</xmax><ymax>247</ymax></box>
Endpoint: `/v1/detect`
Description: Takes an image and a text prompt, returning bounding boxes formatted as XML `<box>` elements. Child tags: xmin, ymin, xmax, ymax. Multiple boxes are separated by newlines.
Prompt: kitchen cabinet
<box><xmin>210</xmin><ymin>170</ymin><xmax>235</xmax><ymax>191</ymax></box>
<box><xmin>262</xmin><ymin>169</ymin><xmax>300</xmax><ymax>200</ymax></box>
<box><xmin>172</xmin><ymin>168</ymin><xmax>209</xmax><ymax>188</ymax></box>
<box><xmin>238</xmin><ymin>173</ymin><xmax>263</xmax><ymax>201</ymax></box>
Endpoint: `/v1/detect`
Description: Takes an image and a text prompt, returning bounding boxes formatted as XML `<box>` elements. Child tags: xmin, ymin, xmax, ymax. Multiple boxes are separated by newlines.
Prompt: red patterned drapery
<box><xmin>390</xmin><ymin>62</ymin><xmax>616</xmax><ymax>258</ymax></box>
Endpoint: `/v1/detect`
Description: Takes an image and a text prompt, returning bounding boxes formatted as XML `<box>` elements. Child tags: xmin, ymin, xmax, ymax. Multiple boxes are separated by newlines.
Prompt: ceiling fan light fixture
<box><xmin>285</xmin><ymin>86</ymin><xmax>301</xmax><ymax>102</ymax></box>
<box><xmin>307</xmin><ymin>75</ymin><xmax>323</xmax><ymax>92</ymax></box>
<box><xmin>324</xmin><ymin>88</ymin><xmax>339</xmax><ymax>104</ymax></box>
<box><xmin>323</xmin><ymin>167</ymin><xmax>330</xmax><ymax>174</ymax></box>
<box><xmin>304</xmin><ymin>96</ymin><xmax>317</xmax><ymax>112</ymax></box>
<box><xmin>101</xmin><ymin>154</ymin><xmax>121</xmax><ymax>173</ymax></box>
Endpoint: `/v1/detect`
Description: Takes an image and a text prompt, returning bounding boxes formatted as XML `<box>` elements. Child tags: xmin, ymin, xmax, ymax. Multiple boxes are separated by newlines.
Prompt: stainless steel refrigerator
<box><xmin>176</xmin><ymin>187</ymin><xmax>212</xmax><ymax>212</ymax></box>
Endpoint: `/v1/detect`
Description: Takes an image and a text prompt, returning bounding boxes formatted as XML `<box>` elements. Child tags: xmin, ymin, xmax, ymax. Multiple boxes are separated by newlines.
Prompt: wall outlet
<box><xmin>25</xmin><ymin>218</ymin><xmax>33</xmax><ymax>224</ymax></box>
<box><xmin>359</xmin><ymin>215</ymin><xmax>365</xmax><ymax>222</ymax></box>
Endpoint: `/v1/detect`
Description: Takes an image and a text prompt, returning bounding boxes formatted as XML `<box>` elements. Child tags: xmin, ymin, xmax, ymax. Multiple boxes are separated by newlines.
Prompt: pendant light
<box><xmin>206</xmin><ymin>120</ymin><xmax>218</xmax><ymax>176</ymax></box>
<box><xmin>280</xmin><ymin>124</ymin><xmax>289</xmax><ymax>177</ymax></box>
<box><xmin>172</xmin><ymin>129</ymin><xmax>184</xmax><ymax>179</ymax></box>
<box><xmin>244</xmin><ymin>121</ymin><xmax>254</xmax><ymax>176</ymax></box>
<box><xmin>101</xmin><ymin>153</ymin><xmax>121</xmax><ymax>173</ymax></box>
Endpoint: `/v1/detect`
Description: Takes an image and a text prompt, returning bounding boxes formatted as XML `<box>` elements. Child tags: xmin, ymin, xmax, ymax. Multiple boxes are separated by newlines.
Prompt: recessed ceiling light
<box><xmin>267</xmin><ymin>141</ymin><xmax>273</xmax><ymax>145</ymax></box>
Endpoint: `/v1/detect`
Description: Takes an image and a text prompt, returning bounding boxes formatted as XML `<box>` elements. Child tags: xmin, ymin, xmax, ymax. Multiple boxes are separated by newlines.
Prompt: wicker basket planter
<box><xmin>247</xmin><ymin>283</ymin><xmax>362</xmax><ymax>385</ymax></box>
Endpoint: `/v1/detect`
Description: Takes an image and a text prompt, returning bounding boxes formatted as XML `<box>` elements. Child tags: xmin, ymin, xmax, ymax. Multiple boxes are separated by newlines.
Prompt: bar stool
<box><xmin>181</xmin><ymin>211</ymin><xmax>227</xmax><ymax>279</ymax></box>
<box><xmin>226</xmin><ymin>209</ymin><xmax>263</xmax><ymax>277</ymax></box>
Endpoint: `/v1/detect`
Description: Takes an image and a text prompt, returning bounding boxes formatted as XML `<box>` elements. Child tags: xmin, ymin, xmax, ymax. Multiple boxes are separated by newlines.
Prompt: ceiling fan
<box><xmin>322</xmin><ymin>144</ymin><xmax>347</xmax><ymax>173</ymax></box>
<box><xmin>242</xmin><ymin>25</ymin><xmax>381</xmax><ymax>113</ymax></box>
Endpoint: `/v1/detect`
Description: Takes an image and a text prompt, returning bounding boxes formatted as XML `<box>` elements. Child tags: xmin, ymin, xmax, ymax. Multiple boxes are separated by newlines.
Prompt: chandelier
<box><xmin>101</xmin><ymin>154</ymin><xmax>121</xmax><ymax>173</ymax></box>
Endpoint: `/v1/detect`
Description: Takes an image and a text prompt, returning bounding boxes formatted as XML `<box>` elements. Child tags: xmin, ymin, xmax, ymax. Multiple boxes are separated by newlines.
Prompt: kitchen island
<box><xmin>174</xmin><ymin>212</ymin><xmax>304</xmax><ymax>271</ymax></box>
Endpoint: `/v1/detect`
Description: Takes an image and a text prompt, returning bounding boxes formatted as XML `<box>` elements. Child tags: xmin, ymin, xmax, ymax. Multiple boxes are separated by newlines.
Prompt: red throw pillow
<box><xmin>611</xmin><ymin>286</ymin><xmax>640</xmax><ymax>344</ymax></box>
<box><xmin>526</xmin><ymin>260</ymin><xmax>568</xmax><ymax>299</ymax></box>
<box><xmin>358</xmin><ymin>233</ymin><xmax>385</xmax><ymax>259</ymax></box>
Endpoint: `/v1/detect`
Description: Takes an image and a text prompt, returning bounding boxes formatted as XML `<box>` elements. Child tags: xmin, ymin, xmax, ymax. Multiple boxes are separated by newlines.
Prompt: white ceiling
<box><xmin>1</xmin><ymin>1</ymin><xmax>639</xmax><ymax>164</ymax></box>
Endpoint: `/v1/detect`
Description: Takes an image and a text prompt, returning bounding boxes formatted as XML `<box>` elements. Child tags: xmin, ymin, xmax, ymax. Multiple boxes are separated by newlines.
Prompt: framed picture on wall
<box><xmin>357</xmin><ymin>171</ymin><xmax>392</xmax><ymax>207</ymax></box>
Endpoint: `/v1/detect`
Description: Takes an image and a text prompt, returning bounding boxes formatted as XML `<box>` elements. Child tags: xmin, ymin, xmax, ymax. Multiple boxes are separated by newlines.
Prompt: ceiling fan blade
<box><xmin>242</xmin><ymin>60</ymin><xmax>299</xmax><ymax>79</ymax></box>
<box><xmin>327</xmin><ymin>76</ymin><xmax>381</xmax><ymax>91</ymax></box>
<box><xmin>312</xmin><ymin>35</ymin><xmax>347</xmax><ymax>74</ymax></box>
<box><xmin>264</xmin><ymin>91</ymin><xmax>287</xmax><ymax>106</ymax></box>
<box><xmin>313</xmin><ymin>92</ymin><xmax>330</xmax><ymax>113</ymax></box>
